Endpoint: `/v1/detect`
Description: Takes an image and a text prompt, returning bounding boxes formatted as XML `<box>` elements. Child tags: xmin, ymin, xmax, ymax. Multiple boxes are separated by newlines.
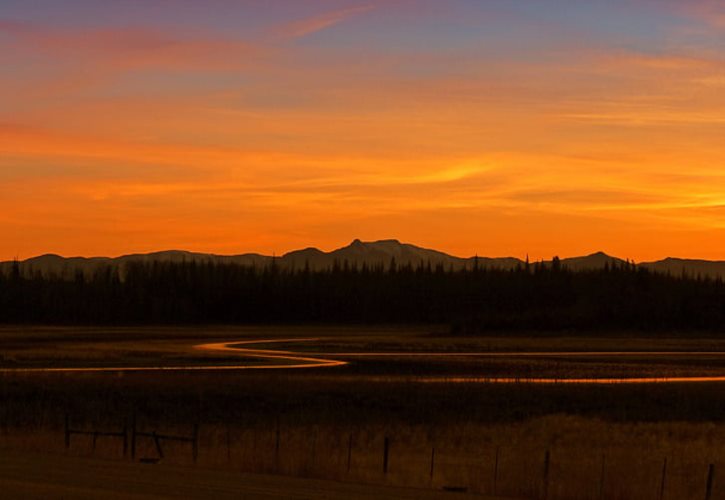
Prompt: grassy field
<box><xmin>0</xmin><ymin>449</ymin><xmax>490</xmax><ymax>499</ymax></box>
<box><xmin>3</xmin><ymin>326</ymin><xmax>725</xmax><ymax>499</ymax></box>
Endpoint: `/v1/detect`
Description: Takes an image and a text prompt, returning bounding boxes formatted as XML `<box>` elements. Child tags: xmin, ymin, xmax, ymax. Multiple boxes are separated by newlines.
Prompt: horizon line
<box><xmin>2</xmin><ymin>238</ymin><xmax>724</xmax><ymax>265</ymax></box>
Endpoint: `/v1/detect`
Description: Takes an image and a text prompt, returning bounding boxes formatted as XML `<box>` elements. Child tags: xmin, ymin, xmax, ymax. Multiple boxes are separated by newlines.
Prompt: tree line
<box><xmin>1</xmin><ymin>258</ymin><xmax>725</xmax><ymax>332</ymax></box>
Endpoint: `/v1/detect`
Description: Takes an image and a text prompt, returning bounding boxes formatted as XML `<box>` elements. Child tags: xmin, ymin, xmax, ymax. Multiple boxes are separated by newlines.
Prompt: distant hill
<box><xmin>639</xmin><ymin>257</ymin><xmax>725</xmax><ymax>280</ymax></box>
<box><xmin>0</xmin><ymin>240</ymin><xmax>519</xmax><ymax>277</ymax></box>
<box><xmin>0</xmin><ymin>250</ymin><xmax>269</xmax><ymax>279</ymax></box>
<box><xmin>2</xmin><ymin>240</ymin><xmax>725</xmax><ymax>279</ymax></box>
<box><xmin>557</xmin><ymin>252</ymin><xmax>627</xmax><ymax>271</ymax></box>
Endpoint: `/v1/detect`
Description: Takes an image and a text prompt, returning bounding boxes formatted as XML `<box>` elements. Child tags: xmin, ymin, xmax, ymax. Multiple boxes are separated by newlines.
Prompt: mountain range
<box><xmin>2</xmin><ymin>239</ymin><xmax>725</xmax><ymax>279</ymax></box>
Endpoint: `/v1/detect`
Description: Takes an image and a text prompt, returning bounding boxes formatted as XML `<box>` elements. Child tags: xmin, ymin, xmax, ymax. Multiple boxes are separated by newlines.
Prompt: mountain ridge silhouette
<box><xmin>3</xmin><ymin>239</ymin><xmax>725</xmax><ymax>278</ymax></box>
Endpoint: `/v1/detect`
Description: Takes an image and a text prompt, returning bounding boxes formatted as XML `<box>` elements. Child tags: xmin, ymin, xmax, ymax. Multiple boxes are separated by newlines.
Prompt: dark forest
<box><xmin>1</xmin><ymin>258</ymin><xmax>725</xmax><ymax>332</ymax></box>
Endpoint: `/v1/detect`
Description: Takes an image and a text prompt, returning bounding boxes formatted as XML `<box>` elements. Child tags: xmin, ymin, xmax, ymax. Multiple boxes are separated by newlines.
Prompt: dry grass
<box><xmin>3</xmin><ymin>415</ymin><xmax>725</xmax><ymax>499</ymax></box>
<box><xmin>4</xmin><ymin>326</ymin><xmax>725</xmax><ymax>498</ymax></box>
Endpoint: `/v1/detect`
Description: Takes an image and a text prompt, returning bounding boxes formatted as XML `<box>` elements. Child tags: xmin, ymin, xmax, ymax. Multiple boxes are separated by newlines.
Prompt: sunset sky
<box><xmin>2</xmin><ymin>0</ymin><xmax>725</xmax><ymax>261</ymax></box>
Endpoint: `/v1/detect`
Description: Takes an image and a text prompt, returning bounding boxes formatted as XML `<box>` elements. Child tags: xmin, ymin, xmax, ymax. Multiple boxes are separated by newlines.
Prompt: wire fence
<box><xmin>31</xmin><ymin>414</ymin><xmax>722</xmax><ymax>500</ymax></box>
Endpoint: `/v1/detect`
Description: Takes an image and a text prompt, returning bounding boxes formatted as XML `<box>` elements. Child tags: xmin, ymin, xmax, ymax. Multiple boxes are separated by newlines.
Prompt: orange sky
<box><xmin>2</xmin><ymin>1</ymin><xmax>725</xmax><ymax>261</ymax></box>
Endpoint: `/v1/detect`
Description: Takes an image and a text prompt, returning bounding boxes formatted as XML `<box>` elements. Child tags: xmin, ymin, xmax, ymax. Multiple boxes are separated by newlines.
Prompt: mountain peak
<box><xmin>343</xmin><ymin>238</ymin><xmax>403</xmax><ymax>250</ymax></box>
<box><xmin>589</xmin><ymin>251</ymin><xmax>610</xmax><ymax>257</ymax></box>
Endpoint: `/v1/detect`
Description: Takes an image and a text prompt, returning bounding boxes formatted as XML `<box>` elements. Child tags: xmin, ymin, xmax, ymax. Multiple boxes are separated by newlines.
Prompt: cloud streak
<box><xmin>273</xmin><ymin>4</ymin><xmax>375</xmax><ymax>40</ymax></box>
<box><xmin>0</xmin><ymin>18</ymin><xmax>259</xmax><ymax>70</ymax></box>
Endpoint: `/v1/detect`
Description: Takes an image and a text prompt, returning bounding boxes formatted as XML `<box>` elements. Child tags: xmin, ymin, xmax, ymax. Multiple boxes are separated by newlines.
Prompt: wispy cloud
<box><xmin>273</xmin><ymin>4</ymin><xmax>375</xmax><ymax>40</ymax></box>
<box><xmin>675</xmin><ymin>0</ymin><xmax>725</xmax><ymax>29</ymax></box>
<box><xmin>0</xmin><ymin>19</ymin><xmax>258</xmax><ymax>70</ymax></box>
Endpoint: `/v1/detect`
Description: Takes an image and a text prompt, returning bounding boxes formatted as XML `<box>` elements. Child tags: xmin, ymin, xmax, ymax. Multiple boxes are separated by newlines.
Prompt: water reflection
<box><xmin>3</xmin><ymin>338</ymin><xmax>725</xmax><ymax>384</ymax></box>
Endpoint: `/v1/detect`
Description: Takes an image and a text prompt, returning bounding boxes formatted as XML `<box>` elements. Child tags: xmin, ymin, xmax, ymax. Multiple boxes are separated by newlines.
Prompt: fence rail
<box><xmin>64</xmin><ymin>415</ymin><xmax>128</xmax><ymax>456</ymax></box>
<box><xmin>64</xmin><ymin>414</ymin><xmax>198</xmax><ymax>463</ymax></box>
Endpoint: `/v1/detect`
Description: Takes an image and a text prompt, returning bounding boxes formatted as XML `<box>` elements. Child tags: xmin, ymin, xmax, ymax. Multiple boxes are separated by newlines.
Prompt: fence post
<box><xmin>226</xmin><ymin>425</ymin><xmax>231</xmax><ymax>464</ymax></box>
<box><xmin>659</xmin><ymin>458</ymin><xmax>668</xmax><ymax>500</ymax></box>
<box><xmin>383</xmin><ymin>437</ymin><xmax>390</xmax><ymax>475</ymax></box>
<box><xmin>152</xmin><ymin>431</ymin><xmax>164</xmax><ymax>459</ymax></box>
<box><xmin>130</xmin><ymin>413</ymin><xmax>136</xmax><ymax>460</ymax></box>
<box><xmin>542</xmin><ymin>449</ymin><xmax>550</xmax><ymax>500</ymax></box>
<box><xmin>599</xmin><ymin>453</ymin><xmax>606</xmax><ymax>500</ymax></box>
<box><xmin>275</xmin><ymin>418</ymin><xmax>280</xmax><ymax>471</ymax></box>
<box><xmin>122</xmin><ymin>418</ymin><xmax>128</xmax><ymax>458</ymax></box>
<box><xmin>705</xmin><ymin>464</ymin><xmax>715</xmax><ymax>500</ymax></box>
<box><xmin>347</xmin><ymin>433</ymin><xmax>353</xmax><ymax>473</ymax></box>
<box><xmin>493</xmin><ymin>446</ymin><xmax>500</xmax><ymax>495</ymax></box>
<box><xmin>64</xmin><ymin>414</ymin><xmax>70</xmax><ymax>450</ymax></box>
<box><xmin>430</xmin><ymin>447</ymin><xmax>435</xmax><ymax>482</ymax></box>
<box><xmin>192</xmin><ymin>423</ymin><xmax>199</xmax><ymax>464</ymax></box>
<box><xmin>310</xmin><ymin>427</ymin><xmax>317</xmax><ymax>472</ymax></box>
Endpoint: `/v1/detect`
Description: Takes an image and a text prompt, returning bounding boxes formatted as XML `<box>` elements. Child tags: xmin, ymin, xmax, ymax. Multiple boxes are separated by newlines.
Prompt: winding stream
<box><xmin>3</xmin><ymin>338</ymin><xmax>725</xmax><ymax>384</ymax></box>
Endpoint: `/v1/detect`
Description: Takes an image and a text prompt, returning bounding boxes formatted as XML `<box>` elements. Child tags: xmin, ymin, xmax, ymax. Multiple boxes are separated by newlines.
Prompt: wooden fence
<box><xmin>58</xmin><ymin>417</ymin><xmax>723</xmax><ymax>500</ymax></box>
<box><xmin>64</xmin><ymin>414</ymin><xmax>198</xmax><ymax>463</ymax></box>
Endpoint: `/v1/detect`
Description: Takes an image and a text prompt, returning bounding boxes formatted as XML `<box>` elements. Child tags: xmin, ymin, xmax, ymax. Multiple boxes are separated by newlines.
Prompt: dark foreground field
<box><xmin>3</xmin><ymin>326</ymin><xmax>725</xmax><ymax>499</ymax></box>
<box><xmin>0</xmin><ymin>450</ymin><xmax>490</xmax><ymax>500</ymax></box>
